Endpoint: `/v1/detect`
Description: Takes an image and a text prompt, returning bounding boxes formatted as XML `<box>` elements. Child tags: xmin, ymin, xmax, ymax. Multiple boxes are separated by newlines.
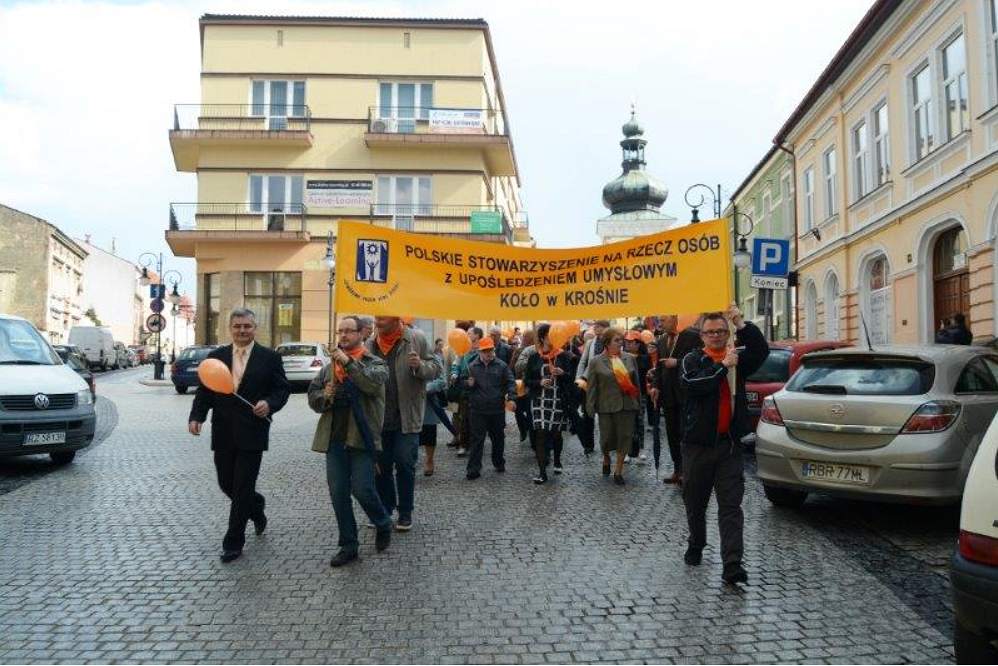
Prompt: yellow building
<box><xmin>775</xmin><ymin>0</ymin><xmax>998</xmax><ymax>345</ymax></box>
<box><xmin>167</xmin><ymin>15</ymin><xmax>529</xmax><ymax>346</ymax></box>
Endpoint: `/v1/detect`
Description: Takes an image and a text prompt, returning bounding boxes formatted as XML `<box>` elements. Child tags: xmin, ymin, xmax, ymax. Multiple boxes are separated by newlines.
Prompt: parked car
<box><xmin>125</xmin><ymin>348</ymin><xmax>139</xmax><ymax>368</ymax></box>
<box><xmin>52</xmin><ymin>345</ymin><xmax>96</xmax><ymax>397</ymax></box>
<box><xmin>111</xmin><ymin>341</ymin><xmax>130</xmax><ymax>370</ymax></box>
<box><xmin>951</xmin><ymin>409</ymin><xmax>998</xmax><ymax>663</ymax></box>
<box><xmin>128</xmin><ymin>345</ymin><xmax>148</xmax><ymax>364</ymax></box>
<box><xmin>276</xmin><ymin>341</ymin><xmax>331</xmax><ymax>385</ymax></box>
<box><xmin>170</xmin><ymin>345</ymin><xmax>218</xmax><ymax>394</ymax></box>
<box><xmin>745</xmin><ymin>340</ymin><xmax>852</xmax><ymax>436</ymax></box>
<box><xmin>68</xmin><ymin>326</ymin><xmax>115</xmax><ymax>371</ymax></box>
<box><xmin>0</xmin><ymin>314</ymin><xmax>97</xmax><ymax>464</ymax></box>
<box><xmin>756</xmin><ymin>345</ymin><xmax>998</xmax><ymax>507</ymax></box>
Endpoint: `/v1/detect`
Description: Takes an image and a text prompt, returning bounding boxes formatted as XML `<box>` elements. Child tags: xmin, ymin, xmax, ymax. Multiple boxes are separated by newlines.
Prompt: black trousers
<box><xmin>214</xmin><ymin>447</ymin><xmax>265</xmax><ymax>551</ymax></box>
<box><xmin>681</xmin><ymin>436</ymin><xmax>744</xmax><ymax>565</ymax></box>
<box><xmin>467</xmin><ymin>410</ymin><xmax>506</xmax><ymax>475</ymax></box>
<box><xmin>578</xmin><ymin>413</ymin><xmax>596</xmax><ymax>453</ymax></box>
<box><xmin>662</xmin><ymin>403</ymin><xmax>684</xmax><ymax>473</ymax></box>
<box><xmin>514</xmin><ymin>395</ymin><xmax>533</xmax><ymax>442</ymax></box>
<box><xmin>534</xmin><ymin>429</ymin><xmax>563</xmax><ymax>472</ymax></box>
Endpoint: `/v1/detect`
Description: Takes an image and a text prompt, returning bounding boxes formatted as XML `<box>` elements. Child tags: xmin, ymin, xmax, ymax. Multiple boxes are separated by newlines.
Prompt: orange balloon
<box><xmin>565</xmin><ymin>320</ymin><xmax>581</xmax><ymax>338</ymax></box>
<box><xmin>678</xmin><ymin>313</ymin><xmax>700</xmax><ymax>331</ymax></box>
<box><xmin>401</xmin><ymin>316</ymin><xmax>415</xmax><ymax>325</ymax></box>
<box><xmin>197</xmin><ymin>358</ymin><xmax>234</xmax><ymax>394</ymax></box>
<box><xmin>548</xmin><ymin>321</ymin><xmax>571</xmax><ymax>350</ymax></box>
<box><xmin>641</xmin><ymin>329</ymin><xmax>655</xmax><ymax>344</ymax></box>
<box><xmin>447</xmin><ymin>327</ymin><xmax>472</xmax><ymax>356</ymax></box>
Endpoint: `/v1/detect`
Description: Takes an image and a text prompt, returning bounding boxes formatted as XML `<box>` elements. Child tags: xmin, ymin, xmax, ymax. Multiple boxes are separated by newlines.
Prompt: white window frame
<box><xmin>852</xmin><ymin>120</ymin><xmax>870</xmax><ymax>201</ymax></box>
<box><xmin>823</xmin><ymin>146</ymin><xmax>837</xmax><ymax>218</ymax></box>
<box><xmin>375</xmin><ymin>175</ymin><xmax>433</xmax><ymax>215</ymax></box>
<box><xmin>248</xmin><ymin>174</ymin><xmax>304</xmax><ymax>214</ymax></box>
<box><xmin>804</xmin><ymin>281</ymin><xmax>818</xmax><ymax>339</ymax></box>
<box><xmin>377</xmin><ymin>81</ymin><xmax>435</xmax><ymax>120</ymax></box>
<box><xmin>802</xmin><ymin>167</ymin><xmax>815</xmax><ymax>231</ymax></box>
<box><xmin>910</xmin><ymin>62</ymin><xmax>935</xmax><ymax>162</ymax></box>
<box><xmin>824</xmin><ymin>273</ymin><xmax>841</xmax><ymax>341</ymax></box>
<box><xmin>249</xmin><ymin>80</ymin><xmax>306</xmax><ymax>128</ymax></box>
<box><xmin>873</xmin><ymin>101</ymin><xmax>890</xmax><ymax>186</ymax></box>
<box><xmin>941</xmin><ymin>31</ymin><xmax>969</xmax><ymax>140</ymax></box>
<box><xmin>761</xmin><ymin>192</ymin><xmax>772</xmax><ymax>237</ymax></box>
<box><xmin>780</xmin><ymin>173</ymin><xmax>792</xmax><ymax>238</ymax></box>
<box><xmin>988</xmin><ymin>0</ymin><xmax>998</xmax><ymax>107</ymax></box>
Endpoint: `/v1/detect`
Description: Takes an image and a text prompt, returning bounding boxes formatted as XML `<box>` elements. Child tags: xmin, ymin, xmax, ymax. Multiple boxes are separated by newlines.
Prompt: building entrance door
<box><xmin>932</xmin><ymin>227</ymin><xmax>969</xmax><ymax>329</ymax></box>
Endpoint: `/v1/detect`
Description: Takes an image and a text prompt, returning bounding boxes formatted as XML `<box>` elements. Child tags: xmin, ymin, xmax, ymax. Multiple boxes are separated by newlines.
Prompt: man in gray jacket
<box><xmin>366</xmin><ymin>316</ymin><xmax>441</xmax><ymax>531</ymax></box>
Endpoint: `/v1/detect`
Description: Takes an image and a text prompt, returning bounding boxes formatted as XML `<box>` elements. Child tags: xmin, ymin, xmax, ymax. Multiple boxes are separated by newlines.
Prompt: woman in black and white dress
<box><xmin>524</xmin><ymin>323</ymin><xmax>576</xmax><ymax>485</ymax></box>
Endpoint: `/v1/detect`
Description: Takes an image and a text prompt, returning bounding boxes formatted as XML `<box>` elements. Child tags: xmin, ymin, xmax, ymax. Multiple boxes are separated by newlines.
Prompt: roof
<box><xmin>772</xmin><ymin>0</ymin><xmax>902</xmax><ymax>146</ymax></box>
<box><xmin>801</xmin><ymin>344</ymin><xmax>990</xmax><ymax>363</ymax></box>
<box><xmin>729</xmin><ymin>144</ymin><xmax>782</xmax><ymax>202</ymax></box>
<box><xmin>200</xmin><ymin>14</ymin><xmax>487</xmax><ymax>27</ymax></box>
<box><xmin>0</xmin><ymin>203</ymin><xmax>88</xmax><ymax>260</ymax></box>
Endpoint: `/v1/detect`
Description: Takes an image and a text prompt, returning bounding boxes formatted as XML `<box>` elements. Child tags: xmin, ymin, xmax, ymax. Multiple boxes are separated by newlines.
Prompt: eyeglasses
<box><xmin>702</xmin><ymin>329</ymin><xmax>729</xmax><ymax>337</ymax></box>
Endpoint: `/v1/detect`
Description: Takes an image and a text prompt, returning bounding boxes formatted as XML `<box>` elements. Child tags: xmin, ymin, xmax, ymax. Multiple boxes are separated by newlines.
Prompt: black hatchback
<box><xmin>53</xmin><ymin>345</ymin><xmax>95</xmax><ymax>397</ymax></box>
<box><xmin>171</xmin><ymin>345</ymin><xmax>218</xmax><ymax>394</ymax></box>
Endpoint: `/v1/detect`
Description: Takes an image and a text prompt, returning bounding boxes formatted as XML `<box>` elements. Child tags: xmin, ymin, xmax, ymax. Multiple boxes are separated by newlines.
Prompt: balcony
<box><xmin>169</xmin><ymin>104</ymin><xmax>313</xmax><ymax>172</ymax></box>
<box><xmin>365</xmin><ymin>106</ymin><xmax>516</xmax><ymax>176</ymax></box>
<box><xmin>369</xmin><ymin>204</ymin><xmax>512</xmax><ymax>244</ymax></box>
<box><xmin>166</xmin><ymin>203</ymin><xmax>310</xmax><ymax>257</ymax></box>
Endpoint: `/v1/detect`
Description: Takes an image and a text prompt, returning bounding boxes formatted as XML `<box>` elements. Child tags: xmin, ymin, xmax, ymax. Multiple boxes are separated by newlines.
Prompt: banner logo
<box><xmin>356</xmin><ymin>240</ymin><xmax>389</xmax><ymax>283</ymax></box>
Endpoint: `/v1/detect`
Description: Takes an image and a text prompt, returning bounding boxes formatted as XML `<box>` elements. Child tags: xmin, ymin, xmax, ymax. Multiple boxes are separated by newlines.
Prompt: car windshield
<box><xmin>786</xmin><ymin>357</ymin><xmax>935</xmax><ymax>396</ymax></box>
<box><xmin>179</xmin><ymin>347</ymin><xmax>213</xmax><ymax>361</ymax></box>
<box><xmin>279</xmin><ymin>344</ymin><xmax>318</xmax><ymax>357</ymax></box>
<box><xmin>0</xmin><ymin>319</ymin><xmax>60</xmax><ymax>365</ymax></box>
<box><xmin>747</xmin><ymin>348</ymin><xmax>792</xmax><ymax>383</ymax></box>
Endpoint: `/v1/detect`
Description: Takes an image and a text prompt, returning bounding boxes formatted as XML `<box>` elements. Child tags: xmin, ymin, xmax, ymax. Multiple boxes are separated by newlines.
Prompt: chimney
<box><xmin>111</xmin><ymin>238</ymin><xmax>116</xmax><ymax>255</ymax></box>
<box><xmin>85</xmin><ymin>234</ymin><xmax>91</xmax><ymax>244</ymax></box>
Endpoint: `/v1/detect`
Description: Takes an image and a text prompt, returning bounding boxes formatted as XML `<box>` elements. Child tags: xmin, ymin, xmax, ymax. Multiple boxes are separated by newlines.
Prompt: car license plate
<box><xmin>25</xmin><ymin>432</ymin><xmax>67</xmax><ymax>446</ymax></box>
<box><xmin>187</xmin><ymin>367</ymin><xmax>199</xmax><ymax>372</ymax></box>
<box><xmin>799</xmin><ymin>460</ymin><xmax>870</xmax><ymax>485</ymax></box>
<box><xmin>746</xmin><ymin>391</ymin><xmax>759</xmax><ymax>404</ymax></box>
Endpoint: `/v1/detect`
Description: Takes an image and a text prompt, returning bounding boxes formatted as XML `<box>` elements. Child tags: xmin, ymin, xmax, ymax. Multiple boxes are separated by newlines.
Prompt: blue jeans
<box><xmin>375</xmin><ymin>430</ymin><xmax>419</xmax><ymax>519</ymax></box>
<box><xmin>326</xmin><ymin>442</ymin><xmax>392</xmax><ymax>554</ymax></box>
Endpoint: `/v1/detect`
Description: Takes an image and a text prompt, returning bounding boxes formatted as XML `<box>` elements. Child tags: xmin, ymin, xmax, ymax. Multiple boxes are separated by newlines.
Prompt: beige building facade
<box><xmin>775</xmin><ymin>0</ymin><xmax>998</xmax><ymax>345</ymax></box>
<box><xmin>167</xmin><ymin>15</ymin><xmax>529</xmax><ymax>347</ymax></box>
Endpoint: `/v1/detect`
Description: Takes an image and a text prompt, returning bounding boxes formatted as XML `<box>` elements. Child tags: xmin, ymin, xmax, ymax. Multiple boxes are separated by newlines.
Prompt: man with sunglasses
<box><xmin>679</xmin><ymin>304</ymin><xmax>768</xmax><ymax>585</ymax></box>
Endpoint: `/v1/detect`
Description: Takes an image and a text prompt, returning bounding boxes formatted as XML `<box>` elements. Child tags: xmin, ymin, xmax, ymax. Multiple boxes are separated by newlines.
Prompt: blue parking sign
<box><xmin>751</xmin><ymin>238</ymin><xmax>791</xmax><ymax>278</ymax></box>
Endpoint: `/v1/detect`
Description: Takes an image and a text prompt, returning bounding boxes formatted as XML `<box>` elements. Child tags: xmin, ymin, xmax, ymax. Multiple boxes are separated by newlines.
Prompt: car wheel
<box><xmin>50</xmin><ymin>451</ymin><xmax>76</xmax><ymax>465</ymax></box>
<box><xmin>763</xmin><ymin>483</ymin><xmax>808</xmax><ymax>508</ymax></box>
<box><xmin>175</xmin><ymin>385</ymin><xmax>188</xmax><ymax>394</ymax></box>
<box><xmin>955</xmin><ymin>616</ymin><xmax>998</xmax><ymax>664</ymax></box>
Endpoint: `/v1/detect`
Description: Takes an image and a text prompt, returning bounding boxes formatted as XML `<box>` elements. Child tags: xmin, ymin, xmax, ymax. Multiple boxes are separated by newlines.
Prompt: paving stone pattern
<box><xmin>0</xmin><ymin>377</ymin><xmax>956</xmax><ymax>664</ymax></box>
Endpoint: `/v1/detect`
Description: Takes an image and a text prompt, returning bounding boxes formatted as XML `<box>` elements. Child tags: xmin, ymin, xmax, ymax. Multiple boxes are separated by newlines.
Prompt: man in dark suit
<box><xmin>652</xmin><ymin>314</ymin><xmax>703</xmax><ymax>484</ymax></box>
<box><xmin>189</xmin><ymin>308</ymin><xmax>290</xmax><ymax>563</ymax></box>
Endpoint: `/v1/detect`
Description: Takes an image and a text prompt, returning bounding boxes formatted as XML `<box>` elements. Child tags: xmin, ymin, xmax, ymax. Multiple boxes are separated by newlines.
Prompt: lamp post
<box><xmin>138</xmin><ymin>252</ymin><xmax>182</xmax><ymax>380</ymax></box>
<box><xmin>684</xmin><ymin>183</ymin><xmax>723</xmax><ymax>223</ymax></box>
<box><xmin>322</xmin><ymin>231</ymin><xmax>337</xmax><ymax>351</ymax></box>
<box><xmin>730</xmin><ymin>210</ymin><xmax>755</xmax><ymax>311</ymax></box>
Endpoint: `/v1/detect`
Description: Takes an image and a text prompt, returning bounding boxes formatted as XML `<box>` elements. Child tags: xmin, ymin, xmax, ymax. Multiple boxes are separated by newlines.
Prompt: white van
<box><xmin>68</xmin><ymin>326</ymin><xmax>115</xmax><ymax>370</ymax></box>
<box><xmin>0</xmin><ymin>314</ymin><xmax>97</xmax><ymax>464</ymax></box>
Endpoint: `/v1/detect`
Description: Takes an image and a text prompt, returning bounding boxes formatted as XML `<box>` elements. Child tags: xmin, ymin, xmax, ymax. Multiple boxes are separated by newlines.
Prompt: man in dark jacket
<box><xmin>935</xmin><ymin>312</ymin><xmax>973</xmax><ymax>345</ymax></box>
<box><xmin>679</xmin><ymin>305</ymin><xmax>768</xmax><ymax>585</ymax></box>
<box><xmin>464</xmin><ymin>337</ymin><xmax>516</xmax><ymax>480</ymax></box>
<box><xmin>189</xmin><ymin>308</ymin><xmax>290</xmax><ymax>563</ymax></box>
<box><xmin>653</xmin><ymin>315</ymin><xmax>703</xmax><ymax>484</ymax></box>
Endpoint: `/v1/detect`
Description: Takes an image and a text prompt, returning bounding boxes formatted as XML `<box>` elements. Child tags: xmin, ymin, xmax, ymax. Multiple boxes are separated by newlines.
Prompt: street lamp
<box><xmin>684</xmin><ymin>183</ymin><xmax>723</xmax><ymax>223</ymax></box>
<box><xmin>137</xmin><ymin>254</ymin><xmax>183</xmax><ymax>380</ymax></box>
<box><xmin>730</xmin><ymin>210</ymin><xmax>755</xmax><ymax>305</ymax></box>
<box><xmin>323</xmin><ymin>231</ymin><xmax>337</xmax><ymax>350</ymax></box>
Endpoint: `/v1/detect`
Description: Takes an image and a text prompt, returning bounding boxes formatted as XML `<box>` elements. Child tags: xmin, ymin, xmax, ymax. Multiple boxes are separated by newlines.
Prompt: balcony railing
<box><xmin>169</xmin><ymin>203</ymin><xmax>308</xmax><ymax>233</ymax></box>
<box><xmin>367</xmin><ymin>106</ymin><xmax>504</xmax><ymax>136</ymax></box>
<box><xmin>369</xmin><ymin>204</ymin><xmax>511</xmax><ymax>242</ymax></box>
<box><xmin>173</xmin><ymin>104</ymin><xmax>312</xmax><ymax>132</ymax></box>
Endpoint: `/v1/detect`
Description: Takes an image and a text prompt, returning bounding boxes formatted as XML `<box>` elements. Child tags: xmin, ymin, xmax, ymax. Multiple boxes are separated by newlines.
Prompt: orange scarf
<box><xmin>704</xmin><ymin>346</ymin><xmax>732</xmax><ymax>434</ymax></box>
<box><xmin>333</xmin><ymin>346</ymin><xmax>367</xmax><ymax>382</ymax></box>
<box><xmin>705</xmin><ymin>346</ymin><xmax>727</xmax><ymax>363</ymax></box>
<box><xmin>376</xmin><ymin>325</ymin><xmax>403</xmax><ymax>356</ymax></box>
<box><xmin>608</xmin><ymin>354</ymin><xmax>639</xmax><ymax>399</ymax></box>
<box><xmin>538</xmin><ymin>345</ymin><xmax>561</xmax><ymax>362</ymax></box>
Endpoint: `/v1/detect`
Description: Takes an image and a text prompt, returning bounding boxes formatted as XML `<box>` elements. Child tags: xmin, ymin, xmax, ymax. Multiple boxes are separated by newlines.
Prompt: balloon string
<box><xmin>234</xmin><ymin>392</ymin><xmax>273</xmax><ymax>423</ymax></box>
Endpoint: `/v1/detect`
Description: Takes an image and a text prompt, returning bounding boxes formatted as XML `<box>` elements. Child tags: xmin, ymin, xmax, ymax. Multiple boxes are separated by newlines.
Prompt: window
<box><xmin>873</xmin><ymin>103</ymin><xmax>890</xmax><ymax>186</ymax></box>
<box><xmin>378</xmin><ymin>82</ymin><xmax>434</xmax><ymax>120</ymax></box>
<box><xmin>825</xmin><ymin>273</ymin><xmax>840</xmax><ymax>341</ymax></box>
<box><xmin>991</xmin><ymin>0</ymin><xmax>998</xmax><ymax>102</ymax></box>
<box><xmin>803</xmin><ymin>167</ymin><xmax>814</xmax><ymax>230</ymax></box>
<box><xmin>243</xmin><ymin>272</ymin><xmax>302</xmax><ymax>347</ymax></box>
<box><xmin>823</xmin><ymin>147</ymin><xmax>837</xmax><ymax>218</ymax></box>
<box><xmin>955</xmin><ymin>358</ymin><xmax>998</xmax><ymax>393</ymax></box>
<box><xmin>204</xmin><ymin>273</ymin><xmax>220</xmax><ymax>345</ymax></box>
<box><xmin>911</xmin><ymin>64</ymin><xmax>934</xmax><ymax>160</ymax></box>
<box><xmin>375</xmin><ymin>176</ymin><xmax>432</xmax><ymax>222</ymax></box>
<box><xmin>779</xmin><ymin>174</ymin><xmax>792</xmax><ymax>237</ymax></box>
<box><xmin>761</xmin><ymin>192</ymin><xmax>772</xmax><ymax>236</ymax></box>
<box><xmin>251</xmin><ymin>80</ymin><xmax>305</xmax><ymax>128</ymax></box>
<box><xmin>805</xmin><ymin>281</ymin><xmax>818</xmax><ymax>339</ymax></box>
<box><xmin>747</xmin><ymin>348</ymin><xmax>792</xmax><ymax>383</ymax></box>
<box><xmin>788</xmin><ymin>358</ymin><xmax>934</xmax><ymax>396</ymax></box>
<box><xmin>249</xmin><ymin>175</ymin><xmax>304</xmax><ymax>227</ymax></box>
<box><xmin>942</xmin><ymin>33</ymin><xmax>969</xmax><ymax>139</ymax></box>
<box><xmin>866</xmin><ymin>255</ymin><xmax>890</xmax><ymax>345</ymax></box>
<box><xmin>853</xmin><ymin>121</ymin><xmax>869</xmax><ymax>200</ymax></box>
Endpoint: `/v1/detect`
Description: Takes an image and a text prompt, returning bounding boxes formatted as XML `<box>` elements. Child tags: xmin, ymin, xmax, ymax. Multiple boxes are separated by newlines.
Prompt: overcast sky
<box><xmin>0</xmin><ymin>0</ymin><xmax>872</xmax><ymax>298</ymax></box>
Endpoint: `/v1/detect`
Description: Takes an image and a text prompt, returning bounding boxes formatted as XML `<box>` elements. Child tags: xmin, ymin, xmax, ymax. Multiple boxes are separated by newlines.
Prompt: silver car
<box><xmin>756</xmin><ymin>345</ymin><xmax>998</xmax><ymax>507</ymax></box>
<box><xmin>276</xmin><ymin>341</ymin><xmax>331</xmax><ymax>385</ymax></box>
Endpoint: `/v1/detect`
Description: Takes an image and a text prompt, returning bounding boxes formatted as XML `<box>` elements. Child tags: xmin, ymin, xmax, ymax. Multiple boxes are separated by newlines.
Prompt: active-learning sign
<box><xmin>334</xmin><ymin>218</ymin><xmax>733</xmax><ymax>320</ymax></box>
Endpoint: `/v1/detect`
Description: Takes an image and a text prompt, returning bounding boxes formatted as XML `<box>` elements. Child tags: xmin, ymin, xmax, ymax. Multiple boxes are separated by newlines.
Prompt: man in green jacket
<box><xmin>308</xmin><ymin>315</ymin><xmax>392</xmax><ymax>567</ymax></box>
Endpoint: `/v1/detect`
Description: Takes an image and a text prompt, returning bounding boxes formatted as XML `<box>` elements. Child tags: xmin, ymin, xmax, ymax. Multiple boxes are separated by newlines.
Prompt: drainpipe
<box><xmin>776</xmin><ymin>141</ymin><xmax>798</xmax><ymax>340</ymax></box>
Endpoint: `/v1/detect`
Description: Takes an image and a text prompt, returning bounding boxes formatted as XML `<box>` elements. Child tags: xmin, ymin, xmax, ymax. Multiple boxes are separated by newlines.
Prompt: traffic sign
<box><xmin>750</xmin><ymin>275</ymin><xmax>789</xmax><ymax>290</ymax></box>
<box><xmin>150</xmin><ymin>298</ymin><xmax>164</xmax><ymax>314</ymax></box>
<box><xmin>146</xmin><ymin>314</ymin><xmax>166</xmax><ymax>333</ymax></box>
<box><xmin>149</xmin><ymin>284</ymin><xmax>166</xmax><ymax>299</ymax></box>
<box><xmin>751</xmin><ymin>238</ymin><xmax>791</xmax><ymax>278</ymax></box>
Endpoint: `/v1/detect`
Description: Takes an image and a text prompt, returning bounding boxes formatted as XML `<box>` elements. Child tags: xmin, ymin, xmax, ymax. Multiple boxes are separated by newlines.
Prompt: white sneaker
<box><xmin>553</xmin><ymin>464</ymin><xmax>563</xmax><ymax>474</ymax></box>
<box><xmin>639</xmin><ymin>453</ymin><xmax>648</xmax><ymax>464</ymax></box>
<box><xmin>456</xmin><ymin>447</ymin><xmax>468</xmax><ymax>457</ymax></box>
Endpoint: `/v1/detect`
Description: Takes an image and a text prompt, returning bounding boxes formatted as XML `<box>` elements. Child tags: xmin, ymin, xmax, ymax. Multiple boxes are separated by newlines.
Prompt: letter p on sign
<box><xmin>751</xmin><ymin>238</ymin><xmax>791</xmax><ymax>277</ymax></box>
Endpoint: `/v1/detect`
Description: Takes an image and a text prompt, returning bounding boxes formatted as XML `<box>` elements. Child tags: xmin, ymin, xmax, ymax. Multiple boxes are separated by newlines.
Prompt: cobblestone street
<box><xmin>0</xmin><ymin>370</ymin><xmax>957</xmax><ymax>664</ymax></box>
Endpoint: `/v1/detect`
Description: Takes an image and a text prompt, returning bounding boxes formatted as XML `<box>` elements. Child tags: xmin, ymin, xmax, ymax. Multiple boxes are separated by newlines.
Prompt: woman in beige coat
<box><xmin>585</xmin><ymin>327</ymin><xmax>641</xmax><ymax>485</ymax></box>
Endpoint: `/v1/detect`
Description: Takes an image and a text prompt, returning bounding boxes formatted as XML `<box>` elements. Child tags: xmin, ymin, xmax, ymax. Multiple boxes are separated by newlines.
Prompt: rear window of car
<box><xmin>278</xmin><ymin>344</ymin><xmax>317</xmax><ymax>357</ymax></box>
<box><xmin>179</xmin><ymin>347</ymin><xmax>213</xmax><ymax>361</ymax></box>
<box><xmin>786</xmin><ymin>357</ymin><xmax>935</xmax><ymax>396</ymax></box>
<box><xmin>747</xmin><ymin>348</ymin><xmax>792</xmax><ymax>383</ymax></box>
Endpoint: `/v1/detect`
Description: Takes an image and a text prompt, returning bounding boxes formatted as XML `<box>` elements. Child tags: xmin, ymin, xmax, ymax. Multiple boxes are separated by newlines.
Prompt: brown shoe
<box><xmin>663</xmin><ymin>473</ymin><xmax>682</xmax><ymax>485</ymax></box>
